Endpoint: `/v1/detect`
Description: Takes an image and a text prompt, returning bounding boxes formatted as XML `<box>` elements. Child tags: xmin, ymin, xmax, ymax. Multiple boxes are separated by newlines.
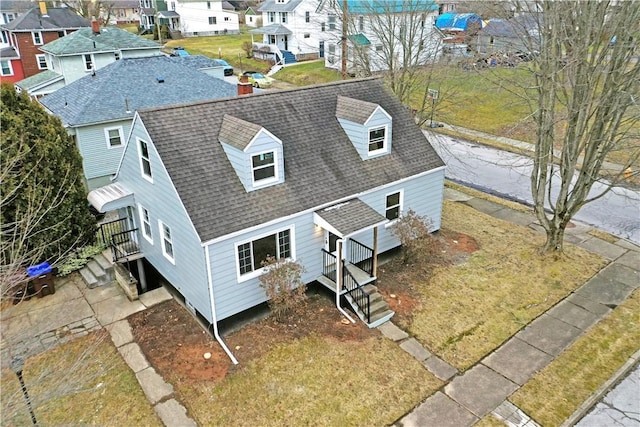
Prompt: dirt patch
<box><xmin>128</xmin><ymin>228</ymin><xmax>477</xmax><ymax>384</ymax></box>
<box><xmin>376</xmin><ymin>229</ymin><xmax>479</xmax><ymax>325</ymax></box>
<box><xmin>129</xmin><ymin>293</ymin><xmax>377</xmax><ymax>385</ymax></box>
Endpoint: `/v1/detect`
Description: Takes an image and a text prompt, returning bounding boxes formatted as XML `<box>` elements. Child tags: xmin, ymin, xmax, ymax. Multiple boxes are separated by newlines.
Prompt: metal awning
<box><xmin>250</xmin><ymin>24</ymin><xmax>292</xmax><ymax>35</ymax></box>
<box><xmin>158</xmin><ymin>10</ymin><xmax>180</xmax><ymax>18</ymax></box>
<box><xmin>348</xmin><ymin>33</ymin><xmax>371</xmax><ymax>46</ymax></box>
<box><xmin>87</xmin><ymin>182</ymin><xmax>134</xmax><ymax>213</ymax></box>
<box><xmin>314</xmin><ymin>199</ymin><xmax>388</xmax><ymax>239</ymax></box>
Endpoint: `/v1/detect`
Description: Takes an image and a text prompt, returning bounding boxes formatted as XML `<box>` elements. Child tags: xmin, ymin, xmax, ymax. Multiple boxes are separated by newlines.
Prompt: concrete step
<box><xmin>80</xmin><ymin>267</ymin><xmax>99</xmax><ymax>289</ymax></box>
<box><xmin>87</xmin><ymin>260</ymin><xmax>106</xmax><ymax>282</ymax></box>
<box><xmin>369</xmin><ymin>309</ymin><xmax>395</xmax><ymax>328</ymax></box>
<box><xmin>369</xmin><ymin>297</ymin><xmax>388</xmax><ymax>315</ymax></box>
<box><xmin>94</xmin><ymin>253</ymin><xmax>114</xmax><ymax>282</ymax></box>
<box><xmin>362</xmin><ymin>284</ymin><xmax>378</xmax><ymax>295</ymax></box>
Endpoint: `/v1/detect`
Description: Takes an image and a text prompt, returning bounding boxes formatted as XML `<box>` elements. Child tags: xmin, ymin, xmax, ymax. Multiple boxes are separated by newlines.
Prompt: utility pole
<box><xmin>341</xmin><ymin>0</ymin><xmax>348</xmax><ymax>79</ymax></box>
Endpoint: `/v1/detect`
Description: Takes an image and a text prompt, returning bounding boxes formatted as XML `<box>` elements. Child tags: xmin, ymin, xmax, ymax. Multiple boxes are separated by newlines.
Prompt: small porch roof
<box><xmin>314</xmin><ymin>199</ymin><xmax>387</xmax><ymax>239</ymax></box>
<box><xmin>158</xmin><ymin>10</ymin><xmax>180</xmax><ymax>18</ymax></box>
<box><xmin>87</xmin><ymin>182</ymin><xmax>134</xmax><ymax>213</ymax></box>
<box><xmin>250</xmin><ymin>23</ymin><xmax>292</xmax><ymax>35</ymax></box>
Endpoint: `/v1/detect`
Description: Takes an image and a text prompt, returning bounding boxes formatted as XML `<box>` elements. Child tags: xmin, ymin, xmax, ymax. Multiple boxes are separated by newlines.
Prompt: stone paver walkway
<box><xmin>0</xmin><ymin>271</ymin><xmax>196</xmax><ymax>427</ymax></box>
<box><xmin>387</xmin><ymin>188</ymin><xmax>640</xmax><ymax>426</ymax></box>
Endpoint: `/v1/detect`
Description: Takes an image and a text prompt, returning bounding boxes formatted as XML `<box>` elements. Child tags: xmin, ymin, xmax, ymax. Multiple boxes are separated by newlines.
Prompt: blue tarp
<box><xmin>27</xmin><ymin>262</ymin><xmax>52</xmax><ymax>277</ymax></box>
<box><xmin>435</xmin><ymin>13</ymin><xmax>483</xmax><ymax>31</ymax></box>
<box><xmin>338</xmin><ymin>0</ymin><xmax>438</xmax><ymax>14</ymax></box>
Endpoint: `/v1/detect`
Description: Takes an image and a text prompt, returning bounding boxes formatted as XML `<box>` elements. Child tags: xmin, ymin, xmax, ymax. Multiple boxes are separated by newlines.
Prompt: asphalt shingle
<box><xmin>40</xmin><ymin>56</ymin><xmax>238</xmax><ymax>126</ymax></box>
<box><xmin>2</xmin><ymin>7</ymin><xmax>90</xmax><ymax>31</ymax></box>
<box><xmin>41</xmin><ymin>26</ymin><xmax>160</xmax><ymax>56</ymax></box>
<box><xmin>137</xmin><ymin>78</ymin><xmax>445</xmax><ymax>243</ymax></box>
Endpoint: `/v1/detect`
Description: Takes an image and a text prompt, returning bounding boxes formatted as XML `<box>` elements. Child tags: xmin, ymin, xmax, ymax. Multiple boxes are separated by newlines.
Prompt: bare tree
<box><xmin>523</xmin><ymin>0</ymin><xmax>640</xmax><ymax>253</ymax></box>
<box><xmin>60</xmin><ymin>0</ymin><xmax>116</xmax><ymax>23</ymax></box>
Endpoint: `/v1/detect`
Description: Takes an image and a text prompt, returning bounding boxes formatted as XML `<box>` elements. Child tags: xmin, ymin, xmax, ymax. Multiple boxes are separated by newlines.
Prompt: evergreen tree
<box><xmin>1</xmin><ymin>84</ymin><xmax>96</xmax><ymax>275</ymax></box>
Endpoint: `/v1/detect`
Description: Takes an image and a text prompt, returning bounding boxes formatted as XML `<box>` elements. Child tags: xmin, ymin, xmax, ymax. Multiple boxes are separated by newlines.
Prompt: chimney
<box><xmin>91</xmin><ymin>17</ymin><xmax>100</xmax><ymax>35</ymax></box>
<box><xmin>238</xmin><ymin>74</ymin><xmax>253</xmax><ymax>96</ymax></box>
<box><xmin>39</xmin><ymin>1</ymin><xmax>48</xmax><ymax>17</ymax></box>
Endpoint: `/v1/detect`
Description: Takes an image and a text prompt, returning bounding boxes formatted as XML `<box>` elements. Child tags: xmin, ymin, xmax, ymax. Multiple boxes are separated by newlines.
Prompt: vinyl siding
<box><xmin>206</xmin><ymin>167</ymin><xmax>445</xmax><ymax>321</ymax></box>
<box><xmin>76</xmin><ymin>120</ymin><xmax>130</xmax><ymax>190</ymax></box>
<box><xmin>338</xmin><ymin>108</ymin><xmax>392</xmax><ymax>160</ymax></box>
<box><xmin>117</xmin><ymin>117</ymin><xmax>212</xmax><ymax>319</ymax></box>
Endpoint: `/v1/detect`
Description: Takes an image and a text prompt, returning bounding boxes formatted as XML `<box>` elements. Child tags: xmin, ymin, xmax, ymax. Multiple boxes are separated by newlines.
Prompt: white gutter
<box><xmin>205</xmin><ymin>245</ymin><xmax>238</xmax><ymax>365</ymax></box>
<box><xmin>335</xmin><ymin>239</ymin><xmax>355</xmax><ymax>324</ymax></box>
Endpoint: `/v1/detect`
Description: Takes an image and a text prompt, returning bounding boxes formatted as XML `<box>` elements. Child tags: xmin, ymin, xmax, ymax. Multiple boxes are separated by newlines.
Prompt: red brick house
<box><xmin>1</xmin><ymin>2</ymin><xmax>89</xmax><ymax>78</ymax></box>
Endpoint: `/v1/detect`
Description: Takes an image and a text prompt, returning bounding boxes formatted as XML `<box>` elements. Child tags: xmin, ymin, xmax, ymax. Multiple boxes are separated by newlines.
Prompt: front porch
<box><xmin>314</xmin><ymin>199</ymin><xmax>395</xmax><ymax>328</ymax></box>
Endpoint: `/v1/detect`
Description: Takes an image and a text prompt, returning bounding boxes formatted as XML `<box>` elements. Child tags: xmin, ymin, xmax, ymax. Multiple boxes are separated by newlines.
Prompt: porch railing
<box><xmin>97</xmin><ymin>218</ymin><xmax>128</xmax><ymax>246</ymax></box>
<box><xmin>350</xmin><ymin>239</ymin><xmax>374</xmax><ymax>277</ymax></box>
<box><xmin>110</xmin><ymin>229</ymin><xmax>140</xmax><ymax>261</ymax></box>
<box><xmin>321</xmin><ymin>249</ymin><xmax>337</xmax><ymax>283</ymax></box>
<box><xmin>343</xmin><ymin>266</ymin><xmax>370</xmax><ymax>324</ymax></box>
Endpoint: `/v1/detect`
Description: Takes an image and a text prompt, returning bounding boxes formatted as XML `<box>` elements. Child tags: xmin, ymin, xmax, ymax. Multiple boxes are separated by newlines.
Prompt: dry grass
<box><xmin>587</xmin><ymin>228</ymin><xmax>620</xmax><ymax>244</ymax></box>
<box><xmin>0</xmin><ymin>332</ymin><xmax>160</xmax><ymax>426</ymax></box>
<box><xmin>401</xmin><ymin>201</ymin><xmax>606</xmax><ymax>370</ymax></box>
<box><xmin>476</xmin><ymin>415</ymin><xmax>509</xmax><ymax>427</ymax></box>
<box><xmin>178</xmin><ymin>335</ymin><xmax>442</xmax><ymax>426</ymax></box>
<box><xmin>445</xmin><ymin>181</ymin><xmax>533</xmax><ymax>213</ymax></box>
<box><xmin>511</xmin><ymin>290</ymin><xmax>640</xmax><ymax>426</ymax></box>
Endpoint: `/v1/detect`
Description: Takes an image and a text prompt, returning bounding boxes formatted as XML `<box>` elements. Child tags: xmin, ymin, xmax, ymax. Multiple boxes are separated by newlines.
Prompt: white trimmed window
<box><xmin>209</xmin><ymin>16</ymin><xmax>217</xmax><ymax>25</ymax></box>
<box><xmin>83</xmin><ymin>54</ymin><xmax>93</xmax><ymax>71</ymax></box>
<box><xmin>328</xmin><ymin>15</ymin><xmax>336</xmax><ymax>30</ymax></box>
<box><xmin>251</xmin><ymin>151</ymin><xmax>276</xmax><ymax>185</ymax></box>
<box><xmin>236</xmin><ymin>228</ymin><xmax>292</xmax><ymax>279</ymax></box>
<box><xmin>305</xmin><ymin>11</ymin><xmax>310</xmax><ymax>22</ymax></box>
<box><xmin>36</xmin><ymin>54</ymin><xmax>47</xmax><ymax>70</ymax></box>
<box><xmin>385</xmin><ymin>190</ymin><xmax>403</xmax><ymax>222</ymax></box>
<box><xmin>368</xmin><ymin>125</ymin><xmax>387</xmax><ymax>155</ymax></box>
<box><xmin>280</xmin><ymin>12</ymin><xmax>287</xmax><ymax>23</ymax></box>
<box><xmin>104</xmin><ymin>126</ymin><xmax>124</xmax><ymax>148</ymax></box>
<box><xmin>32</xmin><ymin>31</ymin><xmax>43</xmax><ymax>45</ymax></box>
<box><xmin>304</xmin><ymin>33</ymin><xmax>310</xmax><ymax>38</ymax></box>
<box><xmin>268</xmin><ymin>12</ymin><xmax>275</xmax><ymax>23</ymax></box>
<box><xmin>159</xmin><ymin>221</ymin><xmax>174</xmax><ymax>263</ymax></box>
<box><xmin>1</xmin><ymin>60</ymin><xmax>13</xmax><ymax>76</ymax></box>
<box><xmin>138</xmin><ymin>138</ymin><xmax>153</xmax><ymax>181</ymax></box>
<box><xmin>139</xmin><ymin>205</ymin><xmax>153</xmax><ymax>243</ymax></box>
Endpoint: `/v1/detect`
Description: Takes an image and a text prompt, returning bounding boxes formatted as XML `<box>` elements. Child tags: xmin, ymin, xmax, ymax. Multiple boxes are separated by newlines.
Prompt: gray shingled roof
<box><xmin>40</xmin><ymin>56</ymin><xmax>238</xmax><ymax>127</ymax></box>
<box><xmin>0</xmin><ymin>46</ymin><xmax>19</xmax><ymax>59</ymax></box>
<box><xmin>2</xmin><ymin>7</ymin><xmax>90</xmax><ymax>31</ymax></box>
<box><xmin>41</xmin><ymin>26</ymin><xmax>160</xmax><ymax>56</ymax></box>
<box><xmin>336</xmin><ymin>95</ymin><xmax>379</xmax><ymax>124</ymax></box>
<box><xmin>258</xmin><ymin>0</ymin><xmax>303</xmax><ymax>12</ymax></box>
<box><xmin>250</xmin><ymin>23</ymin><xmax>291</xmax><ymax>35</ymax></box>
<box><xmin>15</xmin><ymin>70</ymin><xmax>63</xmax><ymax>90</ymax></box>
<box><xmin>136</xmin><ymin>78</ymin><xmax>445</xmax><ymax>242</ymax></box>
<box><xmin>315</xmin><ymin>199</ymin><xmax>387</xmax><ymax>237</ymax></box>
<box><xmin>219</xmin><ymin>115</ymin><xmax>264</xmax><ymax>150</ymax></box>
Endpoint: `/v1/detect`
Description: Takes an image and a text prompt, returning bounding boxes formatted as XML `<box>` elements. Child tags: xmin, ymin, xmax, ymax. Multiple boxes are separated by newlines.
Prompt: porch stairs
<box><xmin>280</xmin><ymin>49</ymin><xmax>296</xmax><ymax>64</ymax></box>
<box><xmin>317</xmin><ymin>263</ymin><xmax>394</xmax><ymax>329</ymax></box>
<box><xmin>79</xmin><ymin>251</ymin><xmax>115</xmax><ymax>289</ymax></box>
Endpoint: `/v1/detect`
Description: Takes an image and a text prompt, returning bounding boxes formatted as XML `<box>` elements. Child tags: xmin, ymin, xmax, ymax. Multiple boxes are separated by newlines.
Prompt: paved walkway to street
<box><xmin>387</xmin><ymin>188</ymin><xmax>640</xmax><ymax>427</ymax></box>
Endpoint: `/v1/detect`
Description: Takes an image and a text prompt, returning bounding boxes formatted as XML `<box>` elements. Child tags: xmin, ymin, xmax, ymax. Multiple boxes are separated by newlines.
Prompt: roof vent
<box><xmin>156</xmin><ymin>76</ymin><xmax>165</xmax><ymax>83</ymax></box>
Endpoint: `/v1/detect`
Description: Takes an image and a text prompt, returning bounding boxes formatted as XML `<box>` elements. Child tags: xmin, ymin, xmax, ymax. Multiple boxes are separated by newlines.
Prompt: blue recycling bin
<box><xmin>27</xmin><ymin>262</ymin><xmax>55</xmax><ymax>297</ymax></box>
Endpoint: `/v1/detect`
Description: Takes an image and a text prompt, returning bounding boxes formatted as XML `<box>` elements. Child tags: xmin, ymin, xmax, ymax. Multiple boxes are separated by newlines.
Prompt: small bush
<box><xmin>56</xmin><ymin>243</ymin><xmax>106</xmax><ymax>277</ymax></box>
<box><xmin>241</xmin><ymin>41</ymin><xmax>254</xmax><ymax>58</ymax></box>
<box><xmin>390</xmin><ymin>209</ymin><xmax>435</xmax><ymax>263</ymax></box>
<box><xmin>259</xmin><ymin>256</ymin><xmax>306</xmax><ymax>321</ymax></box>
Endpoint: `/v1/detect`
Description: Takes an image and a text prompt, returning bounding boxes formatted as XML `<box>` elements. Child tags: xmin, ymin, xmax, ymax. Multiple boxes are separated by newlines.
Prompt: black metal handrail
<box><xmin>342</xmin><ymin>266</ymin><xmax>370</xmax><ymax>324</ymax></box>
<box><xmin>110</xmin><ymin>229</ymin><xmax>140</xmax><ymax>261</ymax></box>
<box><xmin>349</xmin><ymin>239</ymin><xmax>374</xmax><ymax>277</ymax></box>
<box><xmin>321</xmin><ymin>248</ymin><xmax>337</xmax><ymax>282</ymax></box>
<box><xmin>98</xmin><ymin>218</ymin><xmax>128</xmax><ymax>246</ymax></box>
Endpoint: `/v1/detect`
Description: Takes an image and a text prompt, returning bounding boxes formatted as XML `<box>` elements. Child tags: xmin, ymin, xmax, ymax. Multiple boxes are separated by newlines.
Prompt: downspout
<box><xmin>335</xmin><ymin>239</ymin><xmax>355</xmax><ymax>323</ymax></box>
<box><xmin>205</xmin><ymin>245</ymin><xmax>238</xmax><ymax>365</ymax></box>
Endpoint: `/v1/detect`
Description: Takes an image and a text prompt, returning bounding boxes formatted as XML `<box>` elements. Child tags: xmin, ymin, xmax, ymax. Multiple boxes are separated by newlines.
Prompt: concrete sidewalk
<box><xmin>390</xmin><ymin>188</ymin><xmax>640</xmax><ymax>427</ymax></box>
<box><xmin>0</xmin><ymin>270</ymin><xmax>196</xmax><ymax>427</ymax></box>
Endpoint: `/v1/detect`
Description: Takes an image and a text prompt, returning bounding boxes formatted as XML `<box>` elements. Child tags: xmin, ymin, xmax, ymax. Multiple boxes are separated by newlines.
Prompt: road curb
<box><xmin>560</xmin><ymin>349</ymin><xmax>640</xmax><ymax>427</ymax></box>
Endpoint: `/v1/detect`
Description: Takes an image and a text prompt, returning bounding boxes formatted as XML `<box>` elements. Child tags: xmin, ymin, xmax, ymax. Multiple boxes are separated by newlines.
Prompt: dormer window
<box><xmin>369</xmin><ymin>127</ymin><xmax>386</xmax><ymax>154</ymax></box>
<box><xmin>252</xmin><ymin>151</ymin><xmax>276</xmax><ymax>184</ymax></box>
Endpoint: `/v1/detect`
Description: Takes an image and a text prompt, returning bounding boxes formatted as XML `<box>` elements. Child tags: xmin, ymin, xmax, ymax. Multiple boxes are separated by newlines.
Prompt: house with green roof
<box><xmin>16</xmin><ymin>23</ymin><xmax>162</xmax><ymax>97</ymax></box>
<box><xmin>40</xmin><ymin>55</ymin><xmax>239</xmax><ymax>190</ymax></box>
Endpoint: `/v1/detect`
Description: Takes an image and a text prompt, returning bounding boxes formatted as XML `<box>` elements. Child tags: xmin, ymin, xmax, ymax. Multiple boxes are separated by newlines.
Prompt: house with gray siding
<box><xmin>87</xmin><ymin>78</ymin><xmax>445</xmax><ymax>360</ymax></box>
<box><xmin>40</xmin><ymin>55</ymin><xmax>238</xmax><ymax>190</ymax></box>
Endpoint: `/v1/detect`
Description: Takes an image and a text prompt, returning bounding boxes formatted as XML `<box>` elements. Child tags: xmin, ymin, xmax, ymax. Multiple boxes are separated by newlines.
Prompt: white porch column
<box><xmin>372</xmin><ymin>227</ymin><xmax>378</xmax><ymax>277</ymax></box>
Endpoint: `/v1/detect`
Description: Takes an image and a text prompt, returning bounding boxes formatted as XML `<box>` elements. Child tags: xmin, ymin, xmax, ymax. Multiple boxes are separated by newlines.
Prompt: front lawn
<box><xmin>273</xmin><ymin>60</ymin><xmax>344</xmax><ymax>86</ymax></box>
<box><xmin>0</xmin><ymin>332</ymin><xmax>160</xmax><ymax>426</ymax></box>
<box><xmin>377</xmin><ymin>200</ymin><xmax>607</xmax><ymax>371</ymax></box>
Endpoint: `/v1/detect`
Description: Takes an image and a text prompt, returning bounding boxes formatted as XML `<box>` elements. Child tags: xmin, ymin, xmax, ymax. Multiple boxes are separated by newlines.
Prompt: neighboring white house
<box><xmin>251</xmin><ymin>0</ymin><xmax>327</xmax><ymax>63</ymax></box>
<box><xmin>173</xmin><ymin>0</ymin><xmax>240</xmax><ymax>36</ymax></box>
<box><xmin>318</xmin><ymin>0</ymin><xmax>442</xmax><ymax>75</ymax></box>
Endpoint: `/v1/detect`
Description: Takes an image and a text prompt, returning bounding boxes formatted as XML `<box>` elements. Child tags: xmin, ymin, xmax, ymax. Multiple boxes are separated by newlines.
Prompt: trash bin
<box><xmin>27</xmin><ymin>262</ymin><xmax>55</xmax><ymax>298</ymax></box>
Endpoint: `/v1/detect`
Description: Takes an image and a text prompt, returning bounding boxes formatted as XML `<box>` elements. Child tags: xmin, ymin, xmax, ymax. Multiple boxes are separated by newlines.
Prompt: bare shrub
<box><xmin>259</xmin><ymin>256</ymin><xmax>306</xmax><ymax>321</ymax></box>
<box><xmin>241</xmin><ymin>41</ymin><xmax>253</xmax><ymax>58</ymax></box>
<box><xmin>390</xmin><ymin>209</ymin><xmax>435</xmax><ymax>263</ymax></box>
